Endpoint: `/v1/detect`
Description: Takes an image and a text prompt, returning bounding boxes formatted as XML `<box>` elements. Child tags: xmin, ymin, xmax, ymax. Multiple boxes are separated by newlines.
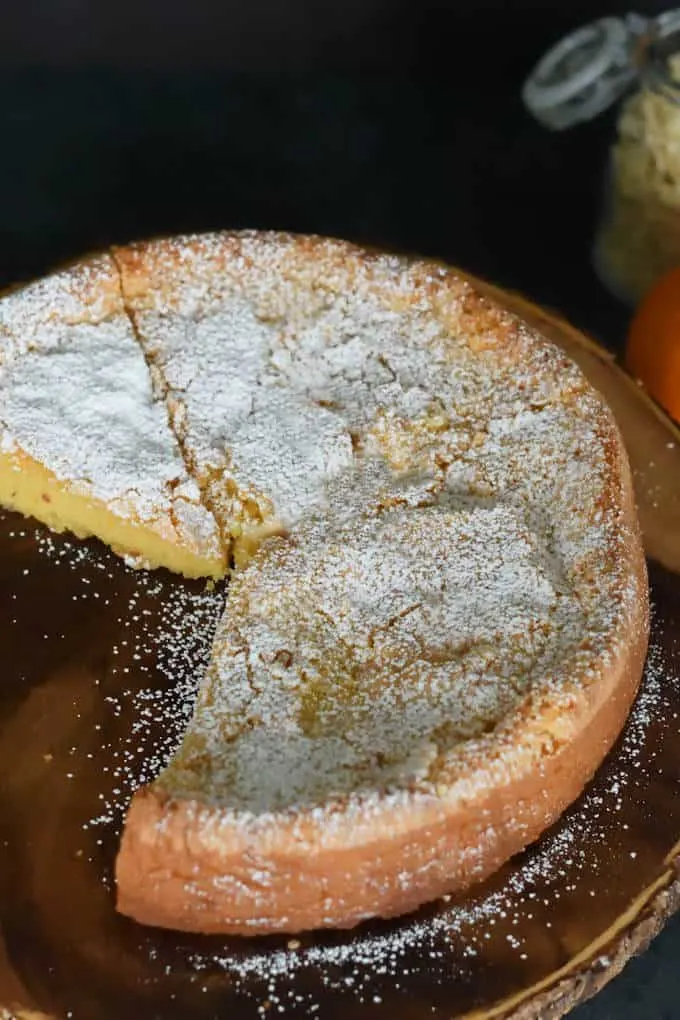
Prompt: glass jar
<box><xmin>523</xmin><ymin>10</ymin><xmax>680</xmax><ymax>305</ymax></box>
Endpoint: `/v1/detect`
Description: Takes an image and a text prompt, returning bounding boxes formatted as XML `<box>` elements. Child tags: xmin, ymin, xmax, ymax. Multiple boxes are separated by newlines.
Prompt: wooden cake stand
<box><xmin>0</xmin><ymin>275</ymin><xmax>678</xmax><ymax>1020</ymax></box>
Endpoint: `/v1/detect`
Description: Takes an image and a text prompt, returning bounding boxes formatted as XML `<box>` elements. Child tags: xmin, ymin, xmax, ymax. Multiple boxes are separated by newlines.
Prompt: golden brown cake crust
<box><xmin>113</xmin><ymin>232</ymin><xmax>649</xmax><ymax>936</ymax></box>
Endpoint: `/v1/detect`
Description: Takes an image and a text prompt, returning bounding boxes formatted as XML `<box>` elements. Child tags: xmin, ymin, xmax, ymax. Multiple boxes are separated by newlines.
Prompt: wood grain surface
<box><xmin>0</xmin><ymin>277</ymin><xmax>678</xmax><ymax>1020</ymax></box>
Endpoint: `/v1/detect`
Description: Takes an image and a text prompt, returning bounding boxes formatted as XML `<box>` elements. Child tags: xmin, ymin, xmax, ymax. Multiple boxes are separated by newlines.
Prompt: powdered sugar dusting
<box><xmin>0</xmin><ymin>256</ymin><xmax>221</xmax><ymax>561</ymax></box>
<box><xmin>113</xmin><ymin>232</ymin><xmax>620</xmax><ymax>568</ymax></box>
<box><xmin>163</xmin><ymin>476</ymin><xmax>592</xmax><ymax>813</ymax></box>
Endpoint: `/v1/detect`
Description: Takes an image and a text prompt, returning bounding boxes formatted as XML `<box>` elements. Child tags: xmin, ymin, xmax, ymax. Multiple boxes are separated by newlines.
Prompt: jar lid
<box><xmin>522</xmin><ymin>14</ymin><xmax>648</xmax><ymax>130</ymax></box>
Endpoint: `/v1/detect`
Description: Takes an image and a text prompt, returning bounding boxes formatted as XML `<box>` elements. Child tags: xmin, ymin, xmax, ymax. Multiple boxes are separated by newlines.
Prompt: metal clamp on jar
<box><xmin>523</xmin><ymin>10</ymin><xmax>680</xmax><ymax>305</ymax></box>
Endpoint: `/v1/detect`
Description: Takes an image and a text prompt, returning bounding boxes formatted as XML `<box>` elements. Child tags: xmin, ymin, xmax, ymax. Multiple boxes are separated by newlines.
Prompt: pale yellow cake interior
<box><xmin>0</xmin><ymin>448</ymin><xmax>226</xmax><ymax>579</ymax></box>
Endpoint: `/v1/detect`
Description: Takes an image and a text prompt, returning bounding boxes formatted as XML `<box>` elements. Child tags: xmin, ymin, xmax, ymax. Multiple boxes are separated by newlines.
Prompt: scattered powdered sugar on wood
<box><xmin>87</xmin><ymin>582</ymin><xmax>225</xmax><ymax>839</ymax></box>
<box><xmin>27</xmin><ymin>528</ymin><xmax>225</xmax><ymax>839</ymax></box>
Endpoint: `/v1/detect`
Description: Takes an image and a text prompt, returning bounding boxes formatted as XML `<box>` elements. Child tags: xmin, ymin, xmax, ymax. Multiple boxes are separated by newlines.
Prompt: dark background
<box><xmin>2</xmin><ymin>1</ymin><xmax>679</xmax><ymax>1016</ymax></box>
<box><xmin>1</xmin><ymin>0</ymin><xmax>671</xmax><ymax>346</ymax></box>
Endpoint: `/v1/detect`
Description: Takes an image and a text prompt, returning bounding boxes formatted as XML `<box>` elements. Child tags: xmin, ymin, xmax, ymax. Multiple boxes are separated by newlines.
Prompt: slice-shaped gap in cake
<box><xmin>0</xmin><ymin>254</ymin><xmax>225</xmax><ymax>578</ymax></box>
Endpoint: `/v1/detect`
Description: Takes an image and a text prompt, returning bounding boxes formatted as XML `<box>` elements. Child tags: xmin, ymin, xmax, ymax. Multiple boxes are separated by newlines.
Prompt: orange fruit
<box><xmin>626</xmin><ymin>266</ymin><xmax>680</xmax><ymax>422</ymax></box>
